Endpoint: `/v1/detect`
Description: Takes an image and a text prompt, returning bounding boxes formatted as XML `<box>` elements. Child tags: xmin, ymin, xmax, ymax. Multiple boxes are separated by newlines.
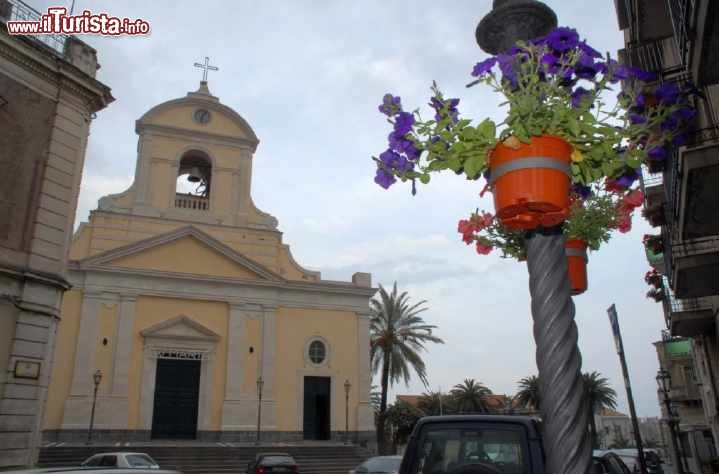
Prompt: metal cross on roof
<box><xmin>193</xmin><ymin>57</ymin><xmax>218</xmax><ymax>82</ymax></box>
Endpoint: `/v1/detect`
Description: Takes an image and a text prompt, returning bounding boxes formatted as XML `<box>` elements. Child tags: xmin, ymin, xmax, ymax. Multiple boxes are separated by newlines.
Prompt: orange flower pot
<box><xmin>565</xmin><ymin>239</ymin><xmax>588</xmax><ymax>295</ymax></box>
<box><xmin>489</xmin><ymin>135</ymin><xmax>572</xmax><ymax>230</ymax></box>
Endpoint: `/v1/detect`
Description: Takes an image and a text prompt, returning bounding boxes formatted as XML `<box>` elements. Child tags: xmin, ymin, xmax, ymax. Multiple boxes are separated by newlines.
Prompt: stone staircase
<box><xmin>38</xmin><ymin>444</ymin><xmax>374</xmax><ymax>474</ymax></box>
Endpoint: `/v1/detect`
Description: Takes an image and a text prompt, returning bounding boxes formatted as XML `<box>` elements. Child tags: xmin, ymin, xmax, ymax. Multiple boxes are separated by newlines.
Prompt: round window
<box><xmin>308</xmin><ymin>340</ymin><xmax>326</xmax><ymax>364</ymax></box>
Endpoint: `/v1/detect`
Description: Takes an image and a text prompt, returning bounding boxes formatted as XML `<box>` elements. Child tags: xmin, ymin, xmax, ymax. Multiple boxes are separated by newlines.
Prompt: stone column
<box><xmin>260</xmin><ymin>305</ymin><xmax>277</xmax><ymax>430</ymax></box>
<box><xmin>221</xmin><ymin>302</ymin><xmax>249</xmax><ymax>430</ymax></box>
<box><xmin>61</xmin><ymin>292</ymin><xmax>104</xmax><ymax>429</ymax></box>
<box><xmin>107</xmin><ymin>294</ymin><xmax>136</xmax><ymax>429</ymax></box>
<box><xmin>356</xmin><ymin>312</ymin><xmax>374</xmax><ymax>432</ymax></box>
<box><xmin>0</xmin><ymin>279</ymin><xmax>62</xmax><ymax>467</ymax></box>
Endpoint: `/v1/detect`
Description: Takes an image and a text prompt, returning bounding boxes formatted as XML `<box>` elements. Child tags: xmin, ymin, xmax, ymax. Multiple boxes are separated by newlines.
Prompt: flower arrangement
<box><xmin>457</xmin><ymin>185</ymin><xmax>643</xmax><ymax>258</ymax></box>
<box><xmin>643</xmin><ymin>234</ymin><xmax>664</xmax><ymax>254</ymax></box>
<box><xmin>371</xmin><ymin>26</ymin><xmax>695</xmax><ymax>257</ymax></box>
<box><xmin>644</xmin><ymin>269</ymin><xmax>665</xmax><ymax>302</ymax></box>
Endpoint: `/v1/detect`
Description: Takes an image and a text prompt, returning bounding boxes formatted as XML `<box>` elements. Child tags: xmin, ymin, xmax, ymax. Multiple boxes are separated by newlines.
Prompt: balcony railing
<box><xmin>174</xmin><ymin>193</ymin><xmax>209</xmax><ymax>211</ymax></box>
<box><xmin>3</xmin><ymin>0</ymin><xmax>68</xmax><ymax>56</ymax></box>
<box><xmin>667</xmin><ymin>0</ymin><xmax>696</xmax><ymax>71</ymax></box>
<box><xmin>624</xmin><ymin>35</ymin><xmax>684</xmax><ymax>75</ymax></box>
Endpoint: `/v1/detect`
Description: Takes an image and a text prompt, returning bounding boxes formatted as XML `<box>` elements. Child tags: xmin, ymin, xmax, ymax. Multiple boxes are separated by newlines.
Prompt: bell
<box><xmin>187</xmin><ymin>166</ymin><xmax>202</xmax><ymax>183</ymax></box>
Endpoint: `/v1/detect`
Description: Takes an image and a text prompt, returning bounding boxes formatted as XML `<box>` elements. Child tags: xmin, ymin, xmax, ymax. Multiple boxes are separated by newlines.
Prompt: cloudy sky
<box><xmin>37</xmin><ymin>0</ymin><xmax>667</xmax><ymax>416</ymax></box>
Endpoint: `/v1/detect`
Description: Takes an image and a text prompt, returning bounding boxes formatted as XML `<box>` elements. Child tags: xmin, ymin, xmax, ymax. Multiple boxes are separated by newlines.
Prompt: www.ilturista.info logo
<box><xmin>7</xmin><ymin>7</ymin><xmax>150</xmax><ymax>36</ymax></box>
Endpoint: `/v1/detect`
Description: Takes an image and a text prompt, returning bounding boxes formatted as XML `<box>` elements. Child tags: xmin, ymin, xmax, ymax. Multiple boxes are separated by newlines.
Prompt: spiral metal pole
<box><xmin>525</xmin><ymin>230</ymin><xmax>592</xmax><ymax>474</ymax></box>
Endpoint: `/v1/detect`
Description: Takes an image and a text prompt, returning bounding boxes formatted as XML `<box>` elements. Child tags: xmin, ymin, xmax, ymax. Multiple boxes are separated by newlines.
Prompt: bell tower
<box><xmin>98</xmin><ymin>80</ymin><xmax>276</xmax><ymax>229</ymax></box>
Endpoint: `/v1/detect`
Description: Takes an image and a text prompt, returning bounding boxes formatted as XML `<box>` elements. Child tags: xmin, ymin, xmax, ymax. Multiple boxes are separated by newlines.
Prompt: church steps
<box><xmin>38</xmin><ymin>445</ymin><xmax>373</xmax><ymax>474</ymax></box>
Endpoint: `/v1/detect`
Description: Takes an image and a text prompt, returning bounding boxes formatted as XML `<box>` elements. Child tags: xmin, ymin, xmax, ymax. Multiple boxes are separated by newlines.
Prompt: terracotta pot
<box><xmin>489</xmin><ymin>135</ymin><xmax>572</xmax><ymax>230</ymax></box>
<box><xmin>565</xmin><ymin>239</ymin><xmax>588</xmax><ymax>295</ymax></box>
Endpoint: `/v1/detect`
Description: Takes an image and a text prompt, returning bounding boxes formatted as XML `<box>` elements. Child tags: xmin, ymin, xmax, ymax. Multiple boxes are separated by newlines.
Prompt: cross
<box><xmin>193</xmin><ymin>57</ymin><xmax>218</xmax><ymax>82</ymax></box>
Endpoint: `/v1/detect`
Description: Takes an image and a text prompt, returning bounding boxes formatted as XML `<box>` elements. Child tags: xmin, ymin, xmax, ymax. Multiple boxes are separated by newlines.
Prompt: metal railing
<box><xmin>667</xmin><ymin>0</ymin><xmax>696</xmax><ymax>71</ymax></box>
<box><xmin>4</xmin><ymin>0</ymin><xmax>68</xmax><ymax>56</ymax></box>
<box><xmin>663</xmin><ymin>276</ymin><xmax>714</xmax><ymax>314</ymax></box>
<box><xmin>174</xmin><ymin>194</ymin><xmax>209</xmax><ymax>211</ymax></box>
<box><xmin>625</xmin><ymin>35</ymin><xmax>684</xmax><ymax>75</ymax></box>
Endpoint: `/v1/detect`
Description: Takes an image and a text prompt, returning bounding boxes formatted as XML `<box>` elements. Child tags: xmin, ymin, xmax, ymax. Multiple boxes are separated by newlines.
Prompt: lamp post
<box><xmin>656</xmin><ymin>369</ymin><xmax>686</xmax><ymax>474</ymax></box>
<box><xmin>87</xmin><ymin>369</ymin><xmax>102</xmax><ymax>444</ymax></box>
<box><xmin>344</xmin><ymin>379</ymin><xmax>351</xmax><ymax>444</ymax></box>
<box><xmin>256</xmin><ymin>376</ymin><xmax>264</xmax><ymax>446</ymax></box>
<box><xmin>476</xmin><ymin>3</ymin><xmax>591</xmax><ymax>473</ymax></box>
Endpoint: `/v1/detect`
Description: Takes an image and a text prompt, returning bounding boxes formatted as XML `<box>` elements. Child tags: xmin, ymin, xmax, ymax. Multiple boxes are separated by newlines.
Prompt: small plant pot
<box><xmin>565</xmin><ymin>239</ymin><xmax>588</xmax><ymax>295</ymax></box>
<box><xmin>489</xmin><ymin>135</ymin><xmax>572</xmax><ymax>231</ymax></box>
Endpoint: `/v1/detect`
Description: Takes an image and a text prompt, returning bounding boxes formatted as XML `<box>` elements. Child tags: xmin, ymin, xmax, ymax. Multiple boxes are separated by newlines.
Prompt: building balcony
<box><xmin>688</xmin><ymin>0</ymin><xmax>719</xmax><ymax>85</ymax></box>
<box><xmin>663</xmin><ymin>279</ymin><xmax>715</xmax><ymax>337</ymax></box>
<box><xmin>671</xmin><ymin>237</ymin><xmax>719</xmax><ymax>298</ymax></box>
<box><xmin>621</xmin><ymin>35</ymin><xmax>684</xmax><ymax>77</ymax></box>
<box><xmin>2</xmin><ymin>0</ymin><xmax>68</xmax><ymax>56</ymax></box>
<box><xmin>174</xmin><ymin>193</ymin><xmax>209</xmax><ymax>211</ymax></box>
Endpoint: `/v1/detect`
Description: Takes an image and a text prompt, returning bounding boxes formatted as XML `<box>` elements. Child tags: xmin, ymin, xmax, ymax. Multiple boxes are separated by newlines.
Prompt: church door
<box><xmin>151</xmin><ymin>358</ymin><xmax>201</xmax><ymax>439</ymax></box>
<box><xmin>303</xmin><ymin>376</ymin><xmax>331</xmax><ymax>440</ymax></box>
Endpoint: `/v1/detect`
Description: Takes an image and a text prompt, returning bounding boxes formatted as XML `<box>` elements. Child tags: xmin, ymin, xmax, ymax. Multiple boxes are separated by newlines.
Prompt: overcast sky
<box><xmin>36</xmin><ymin>0</ymin><xmax>668</xmax><ymax>417</ymax></box>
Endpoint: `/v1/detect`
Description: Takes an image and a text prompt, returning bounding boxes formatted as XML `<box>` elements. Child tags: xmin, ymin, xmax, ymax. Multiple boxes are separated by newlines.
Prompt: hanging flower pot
<box><xmin>565</xmin><ymin>238</ymin><xmax>588</xmax><ymax>295</ymax></box>
<box><xmin>489</xmin><ymin>135</ymin><xmax>573</xmax><ymax>231</ymax></box>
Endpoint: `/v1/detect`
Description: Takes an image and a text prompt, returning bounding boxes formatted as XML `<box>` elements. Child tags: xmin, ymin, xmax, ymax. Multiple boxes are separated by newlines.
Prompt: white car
<box><xmin>81</xmin><ymin>453</ymin><xmax>160</xmax><ymax>470</ymax></box>
<box><xmin>350</xmin><ymin>456</ymin><xmax>403</xmax><ymax>474</ymax></box>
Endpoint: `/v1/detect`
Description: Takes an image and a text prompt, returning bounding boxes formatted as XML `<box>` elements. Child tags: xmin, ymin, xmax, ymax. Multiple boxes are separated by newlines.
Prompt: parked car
<box><xmin>246</xmin><ymin>453</ymin><xmax>299</xmax><ymax>474</ymax></box>
<box><xmin>593</xmin><ymin>451</ymin><xmax>631</xmax><ymax>474</ymax></box>
<box><xmin>350</xmin><ymin>456</ymin><xmax>403</xmax><ymax>474</ymax></box>
<box><xmin>81</xmin><ymin>453</ymin><xmax>160</xmax><ymax>469</ymax></box>
<box><xmin>5</xmin><ymin>469</ymin><xmax>178</xmax><ymax>474</ymax></box>
<box><xmin>603</xmin><ymin>449</ymin><xmax>664</xmax><ymax>473</ymax></box>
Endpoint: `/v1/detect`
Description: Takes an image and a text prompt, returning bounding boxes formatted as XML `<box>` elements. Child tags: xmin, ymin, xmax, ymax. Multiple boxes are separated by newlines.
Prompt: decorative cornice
<box><xmin>0</xmin><ymin>30</ymin><xmax>113</xmax><ymax>112</ymax></box>
<box><xmin>77</xmin><ymin>225</ymin><xmax>284</xmax><ymax>282</ymax></box>
<box><xmin>139</xmin><ymin>123</ymin><xmax>257</xmax><ymax>150</ymax></box>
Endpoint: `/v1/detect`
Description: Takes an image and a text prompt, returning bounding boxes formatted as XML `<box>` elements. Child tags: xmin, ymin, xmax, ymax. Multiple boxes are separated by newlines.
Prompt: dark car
<box><xmin>593</xmin><ymin>451</ymin><xmax>631</xmax><ymax>474</ymax></box>
<box><xmin>246</xmin><ymin>453</ymin><xmax>299</xmax><ymax>474</ymax></box>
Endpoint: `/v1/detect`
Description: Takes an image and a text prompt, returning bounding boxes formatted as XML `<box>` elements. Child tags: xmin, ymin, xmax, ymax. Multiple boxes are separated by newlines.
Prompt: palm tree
<box><xmin>583</xmin><ymin>371</ymin><xmax>618</xmax><ymax>449</ymax></box>
<box><xmin>450</xmin><ymin>379</ymin><xmax>492</xmax><ymax>413</ymax></box>
<box><xmin>370</xmin><ymin>282</ymin><xmax>444</xmax><ymax>454</ymax></box>
<box><xmin>370</xmin><ymin>385</ymin><xmax>382</xmax><ymax>414</ymax></box>
<box><xmin>514</xmin><ymin>375</ymin><xmax>541</xmax><ymax>412</ymax></box>
<box><xmin>417</xmin><ymin>390</ymin><xmax>454</xmax><ymax>416</ymax></box>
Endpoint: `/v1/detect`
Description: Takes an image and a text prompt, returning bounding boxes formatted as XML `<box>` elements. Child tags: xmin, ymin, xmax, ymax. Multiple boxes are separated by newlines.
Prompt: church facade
<box><xmin>41</xmin><ymin>82</ymin><xmax>376</xmax><ymax>444</ymax></box>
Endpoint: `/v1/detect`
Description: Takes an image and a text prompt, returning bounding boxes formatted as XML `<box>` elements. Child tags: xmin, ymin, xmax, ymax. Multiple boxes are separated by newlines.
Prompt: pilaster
<box><xmin>356</xmin><ymin>311</ymin><xmax>374</xmax><ymax>431</ymax></box>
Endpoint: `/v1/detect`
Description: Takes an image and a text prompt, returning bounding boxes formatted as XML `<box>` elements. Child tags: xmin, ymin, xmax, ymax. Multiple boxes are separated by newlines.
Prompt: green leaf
<box><xmin>463</xmin><ymin>154</ymin><xmax>486</xmax><ymax>179</ymax></box>
<box><xmin>419</xmin><ymin>174</ymin><xmax>431</xmax><ymax>184</ymax></box>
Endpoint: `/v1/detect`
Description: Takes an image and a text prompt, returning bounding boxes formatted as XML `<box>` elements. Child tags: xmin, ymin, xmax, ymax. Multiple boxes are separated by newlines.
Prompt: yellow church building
<box><xmin>41</xmin><ymin>81</ymin><xmax>376</xmax><ymax>444</ymax></box>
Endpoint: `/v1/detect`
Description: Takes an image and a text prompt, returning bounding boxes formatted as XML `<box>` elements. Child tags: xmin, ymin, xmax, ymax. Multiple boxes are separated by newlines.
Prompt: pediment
<box><xmin>78</xmin><ymin>226</ymin><xmax>282</xmax><ymax>282</ymax></box>
<box><xmin>140</xmin><ymin>315</ymin><xmax>220</xmax><ymax>341</ymax></box>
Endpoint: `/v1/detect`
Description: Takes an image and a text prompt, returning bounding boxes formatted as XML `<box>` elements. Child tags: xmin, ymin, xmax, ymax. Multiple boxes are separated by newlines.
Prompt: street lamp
<box><xmin>656</xmin><ymin>369</ymin><xmax>685</xmax><ymax>474</ymax></box>
<box><xmin>476</xmin><ymin>3</ymin><xmax>590</xmax><ymax>472</ymax></box>
<box><xmin>87</xmin><ymin>369</ymin><xmax>102</xmax><ymax>444</ymax></box>
<box><xmin>255</xmin><ymin>376</ymin><xmax>264</xmax><ymax>445</ymax></box>
<box><xmin>344</xmin><ymin>379</ymin><xmax>351</xmax><ymax>444</ymax></box>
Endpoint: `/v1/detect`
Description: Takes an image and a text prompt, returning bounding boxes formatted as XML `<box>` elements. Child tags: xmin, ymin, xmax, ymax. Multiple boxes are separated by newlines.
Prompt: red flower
<box><xmin>615</xmin><ymin>214</ymin><xmax>632</xmax><ymax>233</ymax></box>
<box><xmin>475</xmin><ymin>241</ymin><xmax>493</xmax><ymax>255</ymax></box>
<box><xmin>623</xmin><ymin>189</ymin><xmax>644</xmax><ymax>208</ymax></box>
<box><xmin>605</xmin><ymin>178</ymin><xmax>626</xmax><ymax>193</ymax></box>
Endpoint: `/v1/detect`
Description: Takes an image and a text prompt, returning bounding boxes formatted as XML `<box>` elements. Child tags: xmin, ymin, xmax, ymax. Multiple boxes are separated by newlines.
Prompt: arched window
<box><xmin>175</xmin><ymin>151</ymin><xmax>211</xmax><ymax>210</ymax></box>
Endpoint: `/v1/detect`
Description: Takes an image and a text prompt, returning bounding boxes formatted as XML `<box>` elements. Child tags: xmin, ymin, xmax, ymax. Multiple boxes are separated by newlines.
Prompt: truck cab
<box><xmin>398</xmin><ymin>415</ymin><xmax>545</xmax><ymax>474</ymax></box>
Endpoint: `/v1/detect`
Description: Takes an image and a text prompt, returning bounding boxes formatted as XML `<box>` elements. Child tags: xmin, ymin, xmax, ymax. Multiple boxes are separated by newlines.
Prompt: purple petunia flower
<box><xmin>635</xmin><ymin>93</ymin><xmax>645</xmax><ymax>108</ymax></box>
<box><xmin>571</xmin><ymin>183</ymin><xmax>592</xmax><ymax>200</ymax></box>
<box><xmin>575</xmin><ymin>53</ymin><xmax>600</xmax><ymax>80</ymax></box>
<box><xmin>673</xmin><ymin>133</ymin><xmax>688</xmax><ymax>146</ymax></box>
<box><xmin>471</xmin><ymin>57</ymin><xmax>497</xmax><ymax>77</ymax></box>
<box><xmin>571</xmin><ymin>87</ymin><xmax>590</xmax><ymax>108</ymax></box>
<box><xmin>629</xmin><ymin>113</ymin><xmax>647</xmax><ymax>124</ymax></box>
<box><xmin>378</xmin><ymin>93</ymin><xmax>402</xmax><ymax>117</ymax></box>
<box><xmin>616</xmin><ymin>168</ymin><xmax>640</xmax><ymax>188</ymax></box>
<box><xmin>540</xmin><ymin>53</ymin><xmax>560</xmax><ymax>73</ymax></box>
<box><xmin>607</xmin><ymin>61</ymin><xmax>630</xmax><ymax>83</ymax></box>
<box><xmin>648</xmin><ymin>146</ymin><xmax>667</xmax><ymax>161</ymax></box>
<box><xmin>671</xmin><ymin>107</ymin><xmax>696</xmax><ymax>122</ymax></box>
<box><xmin>546</xmin><ymin>27</ymin><xmax>580</xmax><ymax>52</ymax></box>
<box><xmin>379</xmin><ymin>149</ymin><xmax>401</xmax><ymax>167</ymax></box>
<box><xmin>374</xmin><ymin>168</ymin><xmax>396</xmax><ymax>189</ymax></box>
<box><xmin>660</xmin><ymin>115</ymin><xmax>678</xmax><ymax>132</ymax></box>
<box><xmin>497</xmin><ymin>53</ymin><xmax>516</xmax><ymax>84</ymax></box>
<box><xmin>578</xmin><ymin>41</ymin><xmax>602</xmax><ymax>59</ymax></box>
<box><xmin>656</xmin><ymin>82</ymin><xmax>679</xmax><ymax>105</ymax></box>
<box><xmin>628</xmin><ymin>67</ymin><xmax>657</xmax><ymax>82</ymax></box>
<box><xmin>393</xmin><ymin>111</ymin><xmax>415</xmax><ymax>135</ymax></box>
